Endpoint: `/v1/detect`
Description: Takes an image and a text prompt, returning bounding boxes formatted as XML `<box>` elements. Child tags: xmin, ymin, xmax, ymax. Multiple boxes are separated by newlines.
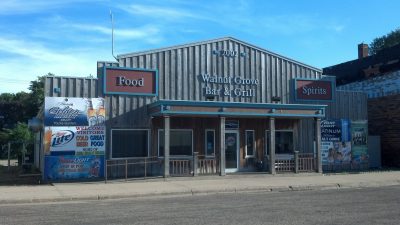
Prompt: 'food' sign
<box><xmin>103</xmin><ymin>66</ymin><xmax>158</xmax><ymax>96</ymax></box>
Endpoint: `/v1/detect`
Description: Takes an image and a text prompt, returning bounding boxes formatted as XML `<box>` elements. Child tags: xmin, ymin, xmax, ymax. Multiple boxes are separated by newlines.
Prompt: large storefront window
<box><xmin>265</xmin><ymin>130</ymin><xmax>294</xmax><ymax>155</ymax></box>
<box><xmin>111</xmin><ymin>129</ymin><xmax>149</xmax><ymax>158</ymax></box>
<box><xmin>158</xmin><ymin>129</ymin><xmax>193</xmax><ymax>156</ymax></box>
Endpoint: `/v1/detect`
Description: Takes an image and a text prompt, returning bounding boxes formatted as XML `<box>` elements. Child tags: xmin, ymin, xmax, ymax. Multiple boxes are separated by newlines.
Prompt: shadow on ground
<box><xmin>0</xmin><ymin>165</ymin><xmax>41</xmax><ymax>185</ymax></box>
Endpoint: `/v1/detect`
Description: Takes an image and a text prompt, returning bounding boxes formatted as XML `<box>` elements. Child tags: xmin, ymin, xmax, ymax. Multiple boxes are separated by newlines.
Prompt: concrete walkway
<box><xmin>1</xmin><ymin>171</ymin><xmax>400</xmax><ymax>204</ymax></box>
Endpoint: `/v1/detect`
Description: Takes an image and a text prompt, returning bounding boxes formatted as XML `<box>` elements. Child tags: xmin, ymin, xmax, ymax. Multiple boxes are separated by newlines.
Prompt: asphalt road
<box><xmin>0</xmin><ymin>185</ymin><xmax>399</xmax><ymax>225</ymax></box>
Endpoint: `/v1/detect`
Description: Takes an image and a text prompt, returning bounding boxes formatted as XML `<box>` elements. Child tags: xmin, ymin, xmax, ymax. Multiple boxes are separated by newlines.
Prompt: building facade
<box><xmin>40</xmin><ymin>37</ymin><xmax>367</xmax><ymax>179</ymax></box>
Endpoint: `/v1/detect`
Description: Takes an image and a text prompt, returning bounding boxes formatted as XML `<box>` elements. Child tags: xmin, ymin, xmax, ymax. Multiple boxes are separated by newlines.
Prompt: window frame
<box><xmin>205</xmin><ymin>129</ymin><xmax>215</xmax><ymax>158</ymax></box>
<box><xmin>110</xmin><ymin>129</ymin><xmax>150</xmax><ymax>159</ymax></box>
<box><xmin>245</xmin><ymin>130</ymin><xmax>256</xmax><ymax>158</ymax></box>
<box><xmin>265</xmin><ymin>129</ymin><xmax>294</xmax><ymax>159</ymax></box>
<box><xmin>158</xmin><ymin>129</ymin><xmax>193</xmax><ymax>157</ymax></box>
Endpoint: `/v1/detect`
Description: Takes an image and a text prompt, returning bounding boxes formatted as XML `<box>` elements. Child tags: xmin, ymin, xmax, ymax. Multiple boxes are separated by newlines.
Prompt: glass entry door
<box><xmin>225</xmin><ymin>130</ymin><xmax>239</xmax><ymax>172</ymax></box>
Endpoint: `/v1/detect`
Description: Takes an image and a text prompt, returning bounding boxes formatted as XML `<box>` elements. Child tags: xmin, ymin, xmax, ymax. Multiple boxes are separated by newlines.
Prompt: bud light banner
<box><xmin>44</xmin><ymin>155</ymin><xmax>104</xmax><ymax>180</ymax></box>
<box><xmin>44</xmin><ymin>97</ymin><xmax>105</xmax><ymax>126</ymax></box>
<box><xmin>43</xmin><ymin>126</ymin><xmax>105</xmax><ymax>156</ymax></box>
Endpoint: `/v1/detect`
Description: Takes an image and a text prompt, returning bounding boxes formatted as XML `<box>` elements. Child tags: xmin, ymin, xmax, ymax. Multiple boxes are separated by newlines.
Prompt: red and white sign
<box><xmin>295</xmin><ymin>79</ymin><xmax>334</xmax><ymax>101</ymax></box>
<box><xmin>104</xmin><ymin>67</ymin><xmax>158</xmax><ymax>96</ymax></box>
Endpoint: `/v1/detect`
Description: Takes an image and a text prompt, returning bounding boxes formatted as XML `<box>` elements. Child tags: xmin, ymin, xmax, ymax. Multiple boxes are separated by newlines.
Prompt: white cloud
<box><xmin>69</xmin><ymin>24</ymin><xmax>160</xmax><ymax>40</ymax></box>
<box><xmin>0</xmin><ymin>37</ymin><xmax>114</xmax><ymax>93</ymax></box>
<box><xmin>119</xmin><ymin>4</ymin><xmax>196</xmax><ymax>19</ymax></box>
<box><xmin>0</xmin><ymin>0</ymin><xmax>101</xmax><ymax>15</ymax></box>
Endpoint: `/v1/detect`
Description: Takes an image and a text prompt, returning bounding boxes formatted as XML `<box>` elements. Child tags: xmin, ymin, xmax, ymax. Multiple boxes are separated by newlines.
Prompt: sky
<box><xmin>0</xmin><ymin>0</ymin><xmax>399</xmax><ymax>94</ymax></box>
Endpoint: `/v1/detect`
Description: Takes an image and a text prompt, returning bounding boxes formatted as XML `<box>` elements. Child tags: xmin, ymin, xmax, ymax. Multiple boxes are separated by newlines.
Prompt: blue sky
<box><xmin>0</xmin><ymin>0</ymin><xmax>399</xmax><ymax>93</ymax></box>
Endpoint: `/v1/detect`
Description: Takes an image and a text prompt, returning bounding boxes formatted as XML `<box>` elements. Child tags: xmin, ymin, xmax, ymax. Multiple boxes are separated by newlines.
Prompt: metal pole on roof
<box><xmin>110</xmin><ymin>10</ymin><xmax>118</xmax><ymax>61</ymax></box>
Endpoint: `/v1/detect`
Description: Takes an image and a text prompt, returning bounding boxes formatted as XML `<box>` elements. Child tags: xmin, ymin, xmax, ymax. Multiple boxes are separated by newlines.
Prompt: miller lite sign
<box><xmin>103</xmin><ymin>66</ymin><xmax>158</xmax><ymax>96</ymax></box>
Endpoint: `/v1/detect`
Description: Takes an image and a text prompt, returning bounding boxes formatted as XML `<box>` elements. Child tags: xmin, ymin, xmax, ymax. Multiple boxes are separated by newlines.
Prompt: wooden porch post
<box><xmin>219</xmin><ymin>117</ymin><xmax>226</xmax><ymax>176</ymax></box>
<box><xmin>164</xmin><ymin>116</ymin><xmax>170</xmax><ymax>178</ymax></box>
<box><xmin>315</xmin><ymin>118</ymin><xmax>322</xmax><ymax>173</ymax></box>
<box><xmin>269</xmin><ymin>117</ymin><xmax>276</xmax><ymax>174</ymax></box>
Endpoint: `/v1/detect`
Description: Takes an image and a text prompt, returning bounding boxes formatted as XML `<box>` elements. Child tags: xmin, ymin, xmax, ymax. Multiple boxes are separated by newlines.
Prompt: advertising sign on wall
<box><xmin>321</xmin><ymin>119</ymin><xmax>351</xmax><ymax>165</ymax></box>
<box><xmin>44</xmin><ymin>97</ymin><xmax>105</xmax><ymax>126</ymax></box>
<box><xmin>351</xmin><ymin>120</ymin><xmax>368</xmax><ymax>164</ymax></box>
<box><xmin>294</xmin><ymin>79</ymin><xmax>334</xmax><ymax>101</ymax></box>
<box><xmin>43</xmin><ymin>126</ymin><xmax>105</xmax><ymax>156</ymax></box>
<box><xmin>44</xmin><ymin>155</ymin><xmax>104</xmax><ymax>180</ymax></box>
<box><xmin>103</xmin><ymin>66</ymin><xmax>158</xmax><ymax>96</ymax></box>
<box><xmin>43</xmin><ymin>97</ymin><xmax>105</xmax><ymax>180</ymax></box>
<box><xmin>321</xmin><ymin>119</ymin><xmax>351</xmax><ymax>142</ymax></box>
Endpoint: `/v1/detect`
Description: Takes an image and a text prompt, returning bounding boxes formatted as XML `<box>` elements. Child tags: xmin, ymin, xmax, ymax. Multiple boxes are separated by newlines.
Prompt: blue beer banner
<box><xmin>44</xmin><ymin>97</ymin><xmax>105</xmax><ymax>127</ymax></box>
<box><xmin>321</xmin><ymin>119</ymin><xmax>351</xmax><ymax>142</ymax></box>
<box><xmin>44</xmin><ymin>155</ymin><xmax>104</xmax><ymax>180</ymax></box>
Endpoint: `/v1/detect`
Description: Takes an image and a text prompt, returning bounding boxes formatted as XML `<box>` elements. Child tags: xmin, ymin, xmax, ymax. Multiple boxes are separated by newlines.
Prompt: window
<box><xmin>205</xmin><ymin>129</ymin><xmax>215</xmax><ymax>157</ymax></box>
<box><xmin>265</xmin><ymin>130</ymin><xmax>294</xmax><ymax>155</ymax></box>
<box><xmin>111</xmin><ymin>129</ymin><xmax>149</xmax><ymax>158</ymax></box>
<box><xmin>276</xmin><ymin>131</ymin><xmax>293</xmax><ymax>154</ymax></box>
<box><xmin>245</xmin><ymin>130</ymin><xmax>255</xmax><ymax>158</ymax></box>
<box><xmin>158</xmin><ymin>129</ymin><xmax>193</xmax><ymax>156</ymax></box>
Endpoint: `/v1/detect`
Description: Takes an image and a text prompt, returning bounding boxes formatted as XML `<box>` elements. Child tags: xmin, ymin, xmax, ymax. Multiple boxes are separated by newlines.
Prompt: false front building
<box><xmin>40</xmin><ymin>37</ymin><xmax>367</xmax><ymax>180</ymax></box>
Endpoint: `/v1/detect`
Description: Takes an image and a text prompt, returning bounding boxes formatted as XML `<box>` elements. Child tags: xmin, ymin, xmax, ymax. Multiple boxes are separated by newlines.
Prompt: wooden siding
<box><xmin>150</xmin><ymin>117</ymin><xmax>298</xmax><ymax>170</ymax></box>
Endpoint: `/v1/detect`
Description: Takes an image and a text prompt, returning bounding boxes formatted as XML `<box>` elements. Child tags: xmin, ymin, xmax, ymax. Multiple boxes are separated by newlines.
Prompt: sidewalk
<box><xmin>1</xmin><ymin>171</ymin><xmax>400</xmax><ymax>204</ymax></box>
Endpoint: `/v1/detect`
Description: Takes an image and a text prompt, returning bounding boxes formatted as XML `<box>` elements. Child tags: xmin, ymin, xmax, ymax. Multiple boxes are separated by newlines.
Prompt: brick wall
<box><xmin>368</xmin><ymin>94</ymin><xmax>400</xmax><ymax>167</ymax></box>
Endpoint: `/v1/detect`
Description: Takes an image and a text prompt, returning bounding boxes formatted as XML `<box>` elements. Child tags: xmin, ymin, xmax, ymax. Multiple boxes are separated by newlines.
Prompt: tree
<box><xmin>369</xmin><ymin>28</ymin><xmax>400</xmax><ymax>55</ymax></box>
<box><xmin>0</xmin><ymin>123</ymin><xmax>32</xmax><ymax>159</ymax></box>
<box><xmin>27</xmin><ymin>75</ymin><xmax>46</xmax><ymax>119</ymax></box>
<box><xmin>0</xmin><ymin>75</ymin><xmax>45</xmax><ymax>150</ymax></box>
<box><xmin>0</xmin><ymin>75</ymin><xmax>45</xmax><ymax>129</ymax></box>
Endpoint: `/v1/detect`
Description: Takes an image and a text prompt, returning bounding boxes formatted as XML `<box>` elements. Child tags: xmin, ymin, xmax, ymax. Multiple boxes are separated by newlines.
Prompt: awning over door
<box><xmin>148</xmin><ymin>100</ymin><xmax>326</xmax><ymax>118</ymax></box>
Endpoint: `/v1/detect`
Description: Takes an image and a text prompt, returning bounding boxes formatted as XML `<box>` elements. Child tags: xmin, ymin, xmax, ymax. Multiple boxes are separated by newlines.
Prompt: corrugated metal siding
<box><xmin>117</xmin><ymin>39</ymin><xmax>322</xmax><ymax>105</ymax></box>
<box><xmin>44</xmin><ymin>76</ymin><xmax>98</xmax><ymax>98</ymax></box>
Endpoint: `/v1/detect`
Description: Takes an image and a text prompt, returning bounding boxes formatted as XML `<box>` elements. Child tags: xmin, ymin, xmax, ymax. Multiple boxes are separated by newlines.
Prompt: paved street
<box><xmin>0</xmin><ymin>185</ymin><xmax>399</xmax><ymax>225</ymax></box>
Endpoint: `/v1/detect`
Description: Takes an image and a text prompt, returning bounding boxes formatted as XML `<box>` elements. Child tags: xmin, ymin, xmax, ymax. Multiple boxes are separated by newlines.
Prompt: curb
<box><xmin>3</xmin><ymin>181</ymin><xmax>400</xmax><ymax>205</ymax></box>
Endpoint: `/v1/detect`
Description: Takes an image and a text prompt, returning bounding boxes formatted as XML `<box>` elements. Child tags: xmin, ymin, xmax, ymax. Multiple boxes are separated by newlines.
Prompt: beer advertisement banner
<box><xmin>351</xmin><ymin>120</ymin><xmax>369</xmax><ymax>164</ymax></box>
<box><xmin>321</xmin><ymin>141</ymin><xmax>352</xmax><ymax>165</ymax></box>
<box><xmin>44</xmin><ymin>126</ymin><xmax>105</xmax><ymax>156</ymax></box>
<box><xmin>321</xmin><ymin>119</ymin><xmax>351</xmax><ymax>165</ymax></box>
<box><xmin>321</xmin><ymin>119</ymin><xmax>351</xmax><ymax>142</ymax></box>
<box><xmin>44</xmin><ymin>155</ymin><xmax>104</xmax><ymax>180</ymax></box>
<box><xmin>44</xmin><ymin>97</ymin><xmax>105</xmax><ymax>126</ymax></box>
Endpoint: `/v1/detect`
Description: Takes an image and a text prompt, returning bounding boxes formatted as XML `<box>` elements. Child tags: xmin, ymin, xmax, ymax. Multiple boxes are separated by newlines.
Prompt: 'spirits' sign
<box><xmin>200</xmin><ymin>73</ymin><xmax>259</xmax><ymax>98</ymax></box>
<box><xmin>295</xmin><ymin>79</ymin><xmax>334</xmax><ymax>101</ymax></box>
<box><xmin>104</xmin><ymin>67</ymin><xmax>158</xmax><ymax>96</ymax></box>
